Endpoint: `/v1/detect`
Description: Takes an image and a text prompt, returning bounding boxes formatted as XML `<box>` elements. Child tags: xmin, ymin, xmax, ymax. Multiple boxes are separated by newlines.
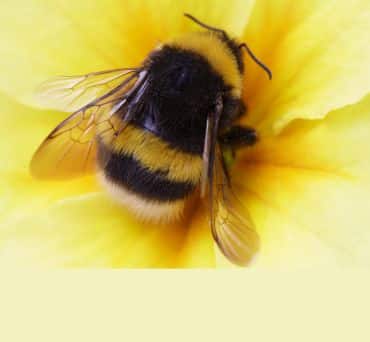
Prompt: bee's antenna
<box><xmin>184</xmin><ymin>13</ymin><xmax>228</xmax><ymax>39</ymax></box>
<box><xmin>239</xmin><ymin>43</ymin><xmax>272</xmax><ymax>80</ymax></box>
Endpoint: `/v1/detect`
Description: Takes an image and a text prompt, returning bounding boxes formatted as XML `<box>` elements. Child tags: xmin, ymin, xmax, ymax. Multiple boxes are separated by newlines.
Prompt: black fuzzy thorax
<box><xmin>129</xmin><ymin>45</ymin><xmax>228</xmax><ymax>155</ymax></box>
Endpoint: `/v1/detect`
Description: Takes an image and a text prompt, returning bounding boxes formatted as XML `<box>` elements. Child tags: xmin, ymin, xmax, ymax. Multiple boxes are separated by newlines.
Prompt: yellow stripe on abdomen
<box><xmin>98</xmin><ymin>123</ymin><xmax>203</xmax><ymax>184</ymax></box>
<box><xmin>99</xmin><ymin>173</ymin><xmax>187</xmax><ymax>223</ymax></box>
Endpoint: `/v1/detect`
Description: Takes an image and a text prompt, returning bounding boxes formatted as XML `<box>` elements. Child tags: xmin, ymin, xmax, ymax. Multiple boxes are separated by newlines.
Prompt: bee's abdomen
<box><xmin>101</xmin><ymin>149</ymin><xmax>195</xmax><ymax>201</ymax></box>
<box><xmin>97</xmin><ymin>124</ymin><xmax>202</xmax><ymax>221</ymax></box>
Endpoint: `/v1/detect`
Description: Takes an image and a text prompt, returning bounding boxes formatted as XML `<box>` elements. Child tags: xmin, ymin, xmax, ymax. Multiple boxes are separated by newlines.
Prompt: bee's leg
<box><xmin>219</xmin><ymin>99</ymin><xmax>247</xmax><ymax>129</ymax></box>
<box><xmin>219</xmin><ymin>125</ymin><xmax>258</xmax><ymax>150</ymax></box>
<box><xmin>219</xmin><ymin>125</ymin><xmax>257</xmax><ymax>172</ymax></box>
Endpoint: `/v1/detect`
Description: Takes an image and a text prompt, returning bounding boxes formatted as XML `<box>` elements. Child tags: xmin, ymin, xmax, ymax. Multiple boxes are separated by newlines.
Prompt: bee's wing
<box><xmin>202</xmin><ymin>98</ymin><xmax>259</xmax><ymax>266</ymax></box>
<box><xmin>36</xmin><ymin>68</ymin><xmax>138</xmax><ymax>112</ymax></box>
<box><xmin>208</xmin><ymin>149</ymin><xmax>260</xmax><ymax>266</ymax></box>
<box><xmin>30</xmin><ymin>69</ymin><xmax>147</xmax><ymax>179</ymax></box>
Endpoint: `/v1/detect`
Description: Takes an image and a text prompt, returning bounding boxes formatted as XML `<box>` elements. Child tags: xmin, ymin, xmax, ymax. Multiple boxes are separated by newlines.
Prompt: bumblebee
<box><xmin>31</xmin><ymin>14</ymin><xmax>272</xmax><ymax>266</ymax></box>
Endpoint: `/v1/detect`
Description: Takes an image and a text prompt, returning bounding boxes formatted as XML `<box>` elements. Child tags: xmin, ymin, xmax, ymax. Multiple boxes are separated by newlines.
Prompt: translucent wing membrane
<box><xmin>31</xmin><ymin>69</ymin><xmax>146</xmax><ymax>179</ymax></box>
<box><xmin>201</xmin><ymin>98</ymin><xmax>259</xmax><ymax>265</ymax></box>
<box><xmin>36</xmin><ymin>68</ymin><xmax>138</xmax><ymax>112</ymax></box>
<box><xmin>209</xmin><ymin>150</ymin><xmax>260</xmax><ymax>266</ymax></box>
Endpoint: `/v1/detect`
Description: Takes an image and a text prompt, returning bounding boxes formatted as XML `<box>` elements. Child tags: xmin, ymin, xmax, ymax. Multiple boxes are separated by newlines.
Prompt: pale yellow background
<box><xmin>0</xmin><ymin>271</ymin><xmax>369</xmax><ymax>341</ymax></box>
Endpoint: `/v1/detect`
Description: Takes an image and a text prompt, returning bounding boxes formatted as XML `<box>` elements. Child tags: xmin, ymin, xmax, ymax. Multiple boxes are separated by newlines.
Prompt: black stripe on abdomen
<box><xmin>99</xmin><ymin>144</ymin><xmax>195</xmax><ymax>201</ymax></box>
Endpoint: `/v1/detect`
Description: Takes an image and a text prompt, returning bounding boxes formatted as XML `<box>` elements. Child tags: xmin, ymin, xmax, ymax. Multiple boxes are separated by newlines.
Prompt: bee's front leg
<box><xmin>219</xmin><ymin>125</ymin><xmax>258</xmax><ymax>172</ymax></box>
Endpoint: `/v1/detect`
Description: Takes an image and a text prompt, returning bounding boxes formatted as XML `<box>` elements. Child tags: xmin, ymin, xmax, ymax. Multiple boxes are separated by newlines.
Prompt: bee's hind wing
<box><xmin>208</xmin><ymin>150</ymin><xmax>260</xmax><ymax>266</ymax></box>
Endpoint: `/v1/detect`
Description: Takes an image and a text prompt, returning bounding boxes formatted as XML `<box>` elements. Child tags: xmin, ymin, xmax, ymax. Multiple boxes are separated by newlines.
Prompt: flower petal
<box><xmin>0</xmin><ymin>93</ymin><xmax>99</xmax><ymax>228</ymax></box>
<box><xmin>0</xmin><ymin>93</ymin><xmax>64</xmax><ymax>173</ymax></box>
<box><xmin>0</xmin><ymin>191</ymin><xmax>215</xmax><ymax>268</ymax></box>
<box><xmin>231</xmin><ymin>94</ymin><xmax>370</xmax><ymax>267</ymax></box>
<box><xmin>0</xmin><ymin>0</ymin><xmax>254</xmax><ymax>106</ymax></box>
<box><xmin>241</xmin><ymin>0</ymin><xmax>370</xmax><ymax>134</ymax></box>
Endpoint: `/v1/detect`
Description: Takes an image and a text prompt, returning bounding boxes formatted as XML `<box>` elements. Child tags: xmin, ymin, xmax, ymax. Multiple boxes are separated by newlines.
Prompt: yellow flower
<box><xmin>0</xmin><ymin>0</ymin><xmax>370</xmax><ymax>267</ymax></box>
